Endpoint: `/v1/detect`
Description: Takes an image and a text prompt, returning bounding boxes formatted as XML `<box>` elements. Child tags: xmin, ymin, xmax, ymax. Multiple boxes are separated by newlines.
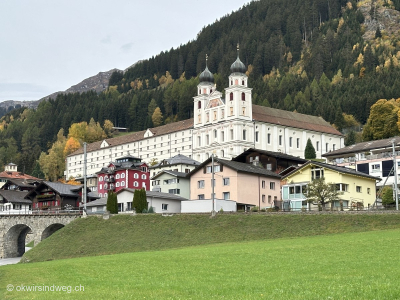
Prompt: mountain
<box><xmin>40</xmin><ymin>68</ymin><xmax>121</xmax><ymax>101</ymax></box>
<box><xmin>1</xmin><ymin>0</ymin><xmax>400</xmax><ymax>177</ymax></box>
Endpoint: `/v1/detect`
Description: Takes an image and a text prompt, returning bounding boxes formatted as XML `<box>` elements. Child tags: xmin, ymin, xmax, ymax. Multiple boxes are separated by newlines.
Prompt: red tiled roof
<box><xmin>0</xmin><ymin>171</ymin><xmax>40</xmax><ymax>181</ymax></box>
<box><xmin>252</xmin><ymin>105</ymin><xmax>342</xmax><ymax>136</ymax></box>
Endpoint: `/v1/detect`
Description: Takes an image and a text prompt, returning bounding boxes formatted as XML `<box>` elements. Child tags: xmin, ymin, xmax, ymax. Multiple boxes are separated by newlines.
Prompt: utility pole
<box><xmin>83</xmin><ymin>142</ymin><xmax>87</xmax><ymax>216</ymax></box>
<box><xmin>393</xmin><ymin>140</ymin><xmax>399</xmax><ymax>210</ymax></box>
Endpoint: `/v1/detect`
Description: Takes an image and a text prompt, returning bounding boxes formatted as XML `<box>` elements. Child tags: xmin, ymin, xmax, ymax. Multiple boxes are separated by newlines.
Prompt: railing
<box><xmin>0</xmin><ymin>209</ymin><xmax>82</xmax><ymax>216</ymax></box>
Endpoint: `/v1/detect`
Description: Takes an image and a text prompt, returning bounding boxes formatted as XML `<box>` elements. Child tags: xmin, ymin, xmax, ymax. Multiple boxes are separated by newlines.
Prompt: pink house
<box><xmin>96</xmin><ymin>155</ymin><xmax>150</xmax><ymax>198</ymax></box>
<box><xmin>189</xmin><ymin>158</ymin><xmax>281</xmax><ymax>210</ymax></box>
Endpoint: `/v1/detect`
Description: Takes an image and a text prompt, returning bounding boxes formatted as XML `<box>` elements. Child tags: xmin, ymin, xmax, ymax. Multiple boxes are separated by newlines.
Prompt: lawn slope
<box><xmin>2</xmin><ymin>229</ymin><xmax>400</xmax><ymax>299</ymax></box>
<box><xmin>22</xmin><ymin>213</ymin><xmax>400</xmax><ymax>263</ymax></box>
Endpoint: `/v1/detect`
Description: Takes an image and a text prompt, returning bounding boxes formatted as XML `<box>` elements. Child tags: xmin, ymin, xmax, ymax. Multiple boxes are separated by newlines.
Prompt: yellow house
<box><xmin>281</xmin><ymin>161</ymin><xmax>380</xmax><ymax>211</ymax></box>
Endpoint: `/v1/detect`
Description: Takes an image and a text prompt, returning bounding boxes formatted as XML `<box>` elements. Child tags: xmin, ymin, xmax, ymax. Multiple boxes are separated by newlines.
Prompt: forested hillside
<box><xmin>1</xmin><ymin>0</ymin><xmax>400</xmax><ymax>177</ymax></box>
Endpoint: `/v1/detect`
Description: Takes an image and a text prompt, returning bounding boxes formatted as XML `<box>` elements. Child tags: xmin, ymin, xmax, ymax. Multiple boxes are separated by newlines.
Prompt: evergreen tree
<box><xmin>106</xmin><ymin>191</ymin><xmax>118</xmax><ymax>214</ymax></box>
<box><xmin>304</xmin><ymin>138</ymin><xmax>316</xmax><ymax>159</ymax></box>
<box><xmin>133</xmin><ymin>188</ymin><xmax>147</xmax><ymax>213</ymax></box>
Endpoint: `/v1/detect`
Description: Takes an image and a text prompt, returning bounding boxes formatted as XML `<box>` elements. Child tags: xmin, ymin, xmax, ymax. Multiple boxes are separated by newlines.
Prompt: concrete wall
<box><xmin>181</xmin><ymin>199</ymin><xmax>237</xmax><ymax>213</ymax></box>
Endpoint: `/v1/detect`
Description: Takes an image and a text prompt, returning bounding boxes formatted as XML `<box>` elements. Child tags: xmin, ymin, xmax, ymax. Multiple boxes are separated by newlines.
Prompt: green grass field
<box><xmin>1</xmin><ymin>228</ymin><xmax>400</xmax><ymax>299</ymax></box>
<box><xmin>21</xmin><ymin>213</ymin><xmax>400</xmax><ymax>262</ymax></box>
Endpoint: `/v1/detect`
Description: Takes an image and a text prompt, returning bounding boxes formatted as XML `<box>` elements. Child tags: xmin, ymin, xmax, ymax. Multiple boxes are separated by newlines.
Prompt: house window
<box><xmin>221</xmin><ymin>109</ymin><xmax>224</xmax><ymax>118</ymax></box>
<box><xmin>213</xmin><ymin>111</ymin><xmax>217</xmax><ymax>121</ymax></box>
<box><xmin>243</xmin><ymin>130</ymin><xmax>246</xmax><ymax>140</ymax></box>
<box><xmin>242</xmin><ymin>107</ymin><xmax>246</xmax><ymax>116</ymax></box>
<box><xmin>99</xmin><ymin>176</ymin><xmax>103</xmax><ymax>182</ymax></box>
<box><xmin>356</xmin><ymin>186</ymin><xmax>362</xmax><ymax>193</ymax></box>
<box><xmin>168</xmin><ymin>189</ymin><xmax>180</xmax><ymax>194</ymax></box>
<box><xmin>230</xmin><ymin>107</ymin><xmax>233</xmax><ymax>116</ymax></box>
<box><xmin>231</xmin><ymin>129</ymin><xmax>234</xmax><ymax>140</ymax></box>
<box><xmin>296</xmin><ymin>138</ymin><xmax>300</xmax><ymax>148</ymax></box>
<box><xmin>198</xmin><ymin>180</ymin><xmax>205</xmax><ymax>188</ymax></box>
<box><xmin>255</xmin><ymin>131</ymin><xmax>259</xmax><ymax>142</ymax></box>
<box><xmin>372</xmin><ymin>164</ymin><xmax>380</xmax><ymax>172</ymax></box>
<box><xmin>333</xmin><ymin>144</ymin><xmax>336</xmax><ymax>151</ymax></box>
<box><xmin>116</xmin><ymin>182</ymin><xmax>120</xmax><ymax>187</ymax></box>
<box><xmin>134</xmin><ymin>173</ymin><xmax>139</xmax><ymax>179</ymax></box>
<box><xmin>268</xmin><ymin>195</ymin><xmax>272</xmax><ymax>203</ymax></box>
<box><xmin>142</xmin><ymin>174</ymin><xmax>146</xmax><ymax>179</ymax></box>
<box><xmin>121</xmin><ymin>181</ymin><xmax>125</xmax><ymax>187</ymax></box>
<box><xmin>134</xmin><ymin>182</ymin><xmax>139</xmax><ymax>187</ymax></box>
<box><xmin>311</xmin><ymin>167</ymin><xmax>324</xmax><ymax>180</ymax></box>
<box><xmin>279</xmin><ymin>135</ymin><xmax>282</xmax><ymax>146</ymax></box>
<box><xmin>100</xmin><ymin>184</ymin><xmax>103</xmax><ymax>190</ymax></box>
<box><xmin>367</xmin><ymin>188</ymin><xmax>371</xmax><ymax>194</ymax></box>
<box><xmin>241</xmin><ymin>92</ymin><xmax>245</xmax><ymax>101</ymax></box>
<box><xmin>262</xmin><ymin>180</ymin><xmax>265</xmax><ymax>189</ymax></box>
<box><xmin>198</xmin><ymin>101</ymin><xmax>201</xmax><ymax>109</ymax></box>
<box><xmin>316</xmin><ymin>141</ymin><xmax>319</xmax><ymax>151</ymax></box>
<box><xmin>116</xmin><ymin>174</ymin><xmax>120</xmax><ymax>179</ymax></box>
<box><xmin>198</xmin><ymin>136</ymin><xmax>201</xmax><ymax>147</ymax></box>
<box><xmin>121</xmin><ymin>173</ymin><xmax>125</xmax><ymax>178</ymax></box>
<box><xmin>198</xmin><ymin>194</ymin><xmax>205</xmax><ymax>200</ymax></box>
<box><xmin>289</xmin><ymin>137</ymin><xmax>292</xmax><ymax>148</ymax></box>
<box><xmin>223</xmin><ymin>178</ymin><xmax>230</xmax><ymax>186</ymax></box>
<box><xmin>198</xmin><ymin>114</ymin><xmax>201</xmax><ymax>123</ymax></box>
<box><xmin>230</xmin><ymin>93</ymin><xmax>233</xmax><ymax>100</ymax></box>
<box><xmin>326</xmin><ymin>143</ymin><xmax>329</xmax><ymax>152</ymax></box>
<box><xmin>262</xmin><ymin>195</ymin><xmax>265</xmax><ymax>203</ymax></box>
<box><xmin>221</xmin><ymin>131</ymin><xmax>225</xmax><ymax>142</ymax></box>
<box><xmin>223</xmin><ymin>192</ymin><xmax>230</xmax><ymax>200</ymax></box>
<box><xmin>162</xmin><ymin>203</ymin><xmax>168</xmax><ymax>211</ymax></box>
<box><xmin>268</xmin><ymin>133</ymin><xmax>271</xmax><ymax>144</ymax></box>
<box><xmin>206</xmin><ymin>135</ymin><xmax>209</xmax><ymax>145</ymax></box>
<box><xmin>206</xmin><ymin>113</ymin><xmax>209</xmax><ymax>122</ymax></box>
<box><xmin>214</xmin><ymin>129</ymin><xmax>217</xmax><ymax>139</ymax></box>
<box><xmin>270</xmin><ymin>182</ymin><xmax>275</xmax><ymax>190</ymax></box>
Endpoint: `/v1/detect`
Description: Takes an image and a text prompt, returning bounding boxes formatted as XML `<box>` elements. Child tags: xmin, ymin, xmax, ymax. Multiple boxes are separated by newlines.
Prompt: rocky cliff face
<box><xmin>41</xmin><ymin>68</ymin><xmax>121</xmax><ymax>101</ymax></box>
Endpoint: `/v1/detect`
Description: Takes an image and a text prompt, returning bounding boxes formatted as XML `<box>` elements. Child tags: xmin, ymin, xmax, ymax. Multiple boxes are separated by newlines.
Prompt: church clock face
<box><xmin>209</xmin><ymin>99</ymin><xmax>220</xmax><ymax>108</ymax></box>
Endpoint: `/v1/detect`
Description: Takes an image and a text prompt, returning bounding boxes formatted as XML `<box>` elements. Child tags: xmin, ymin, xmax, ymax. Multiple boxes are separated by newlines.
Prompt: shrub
<box><xmin>148</xmin><ymin>206</ymin><xmax>154</xmax><ymax>213</ymax></box>
<box><xmin>133</xmin><ymin>188</ymin><xmax>148</xmax><ymax>213</ymax></box>
<box><xmin>251</xmin><ymin>206</ymin><xmax>259</xmax><ymax>212</ymax></box>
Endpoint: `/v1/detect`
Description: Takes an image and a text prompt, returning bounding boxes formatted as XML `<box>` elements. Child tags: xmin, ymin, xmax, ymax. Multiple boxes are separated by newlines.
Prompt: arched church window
<box><xmin>230</xmin><ymin>93</ymin><xmax>233</xmax><ymax>101</ymax></box>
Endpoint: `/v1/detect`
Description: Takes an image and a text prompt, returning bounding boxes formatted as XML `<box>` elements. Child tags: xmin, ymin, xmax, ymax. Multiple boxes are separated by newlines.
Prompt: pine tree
<box><xmin>133</xmin><ymin>188</ymin><xmax>148</xmax><ymax>213</ymax></box>
<box><xmin>304</xmin><ymin>138</ymin><xmax>316</xmax><ymax>159</ymax></box>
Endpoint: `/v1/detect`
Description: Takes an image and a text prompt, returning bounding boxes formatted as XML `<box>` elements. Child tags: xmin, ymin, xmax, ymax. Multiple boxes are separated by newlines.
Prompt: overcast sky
<box><xmin>0</xmin><ymin>0</ymin><xmax>250</xmax><ymax>102</ymax></box>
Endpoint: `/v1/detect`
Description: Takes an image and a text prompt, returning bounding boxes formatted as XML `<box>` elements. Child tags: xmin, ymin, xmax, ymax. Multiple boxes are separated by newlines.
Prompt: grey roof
<box><xmin>0</xmin><ymin>190</ymin><xmax>31</xmax><ymax>204</ymax></box>
<box><xmin>86</xmin><ymin>197</ymin><xmax>108</xmax><ymax>207</ymax></box>
<box><xmin>189</xmin><ymin>158</ymin><xmax>281</xmax><ymax>178</ymax></box>
<box><xmin>282</xmin><ymin>160</ymin><xmax>381</xmax><ymax>181</ymax></box>
<box><xmin>150</xmin><ymin>154</ymin><xmax>200</xmax><ymax>169</ymax></box>
<box><xmin>2</xmin><ymin>178</ymin><xmax>41</xmax><ymax>189</ymax></box>
<box><xmin>44</xmin><ymin>181</ymin><xmax>83</xmax><ymax>197</ymax></box>
<box><xmin>322</xmin><ymin>136</ymin><xmax>400</xmax><ymax>158</ymax></box>
<box><xmin>151</xmin><ymin>170</ymin><xmax>188</xmax><ymax>180</ymax></box>
<box><xmin>118</xmin><ymin>188</ymin><xmax>187</xmax><ymax>201</ymax></box>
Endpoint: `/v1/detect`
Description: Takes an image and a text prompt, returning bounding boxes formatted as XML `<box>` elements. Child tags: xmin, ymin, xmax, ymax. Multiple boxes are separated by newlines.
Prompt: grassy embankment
<box><xmin>1</xmin><ymin>228</ymin><xmax>400</xmax><ymax>299</ymax></box>
<box><xmin>21</xmin><ymin>213</ymin><xmax>400</xmax><ymax>262</ymax></box>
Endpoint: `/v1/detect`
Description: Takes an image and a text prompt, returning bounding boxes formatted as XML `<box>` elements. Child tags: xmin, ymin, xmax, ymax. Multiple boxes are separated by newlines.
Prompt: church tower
<box><xmin>224</xmin><ymin>44</ymin><xmax>253</xmax><ymax>121</ymax></box>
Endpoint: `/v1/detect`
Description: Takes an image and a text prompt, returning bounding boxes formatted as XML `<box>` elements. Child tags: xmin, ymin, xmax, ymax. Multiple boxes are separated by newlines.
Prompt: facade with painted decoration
<box><xmin>66</xmin><ymin>51</ymin><xmax>344</xmax><ymax>179</ymax></box>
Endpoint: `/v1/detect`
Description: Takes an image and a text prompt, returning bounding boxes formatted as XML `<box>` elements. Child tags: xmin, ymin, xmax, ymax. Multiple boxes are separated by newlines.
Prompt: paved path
<box><xmin>0</xmin><ymin>247</ymin><xmax>32</xmax><ymax>266</ymax></box>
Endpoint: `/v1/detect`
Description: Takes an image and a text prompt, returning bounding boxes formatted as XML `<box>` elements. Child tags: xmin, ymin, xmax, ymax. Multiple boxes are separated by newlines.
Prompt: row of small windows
<box><xmin>98</xmin><ymin>173</ymin><xmax>146</xmax><ymax>182</ymax></box>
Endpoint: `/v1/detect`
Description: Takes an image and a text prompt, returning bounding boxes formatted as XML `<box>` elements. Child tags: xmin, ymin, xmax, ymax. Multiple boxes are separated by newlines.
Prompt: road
<box><xmin>0</xmin><ymin>247</ymin><xmax>32</xmax><ymax>266</ymax></box>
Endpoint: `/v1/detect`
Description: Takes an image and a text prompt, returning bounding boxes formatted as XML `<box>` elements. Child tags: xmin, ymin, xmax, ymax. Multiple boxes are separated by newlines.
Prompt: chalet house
<box><xmin>232</xmin><ymin>148</ymin><xmax>307</xmax><ymax>173</ymax></box>
<box><xmin>0</xmin><ymin>163</ymin><xmax>41</xmax><ymax>188</ymax></box>
<box><xmin>322</xmin><ymin>136</ymin><xmax>400</xmax><ymax>189</ymax></box>
<box><xmin>281</xmin><ymin>161</ymin><xmax>380</xmax><ymax>211</ymax></box>
<box><xmin>1</xmin><ymin>178</ymin><xmax>41</xmax><ymax>192</ymax></box>
<box><xmin>25</xmin><ymin>181</ymin><xmax>97</xmax><ymax>211</ymax></box>
<box><xmin>151</xmin><ymin>170</ymin><xmax>190</xmax><ymax>199</ymax></box>
<box><xmin>0</xmin><ymin>190</ymin><xmax>31</xmax><ymax>214</ymax></box>
<box><xmin>189</xmin><ymin>157</ymin><xmax>282</xmax><ymax>210</ymax></box>
<box><xmin>96</xmin><ymin>155</ymin><xmax>150</xmax><ymax>198</ymax></box>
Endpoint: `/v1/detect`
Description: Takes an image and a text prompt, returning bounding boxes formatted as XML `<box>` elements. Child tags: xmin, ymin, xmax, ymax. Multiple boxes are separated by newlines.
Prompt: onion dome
<box><xmin>230</xmin><ymin>44</ymin><xmax>246</xmax><ymax>74</ymax></box>
<box><xmin>199</xmin><ymin>54</ymin><xmax>214</xmax><ymax>83</ymax></box>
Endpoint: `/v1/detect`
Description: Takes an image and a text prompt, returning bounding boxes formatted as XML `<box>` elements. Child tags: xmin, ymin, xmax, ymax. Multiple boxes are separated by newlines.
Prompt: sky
<box><xmin>0</xmin><ymin>0</ymin><xmax>250</xmax><ymax>102</ymax></box>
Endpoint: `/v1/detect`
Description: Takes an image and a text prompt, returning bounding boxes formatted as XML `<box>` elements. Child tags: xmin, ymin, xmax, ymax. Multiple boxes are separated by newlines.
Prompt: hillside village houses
<box><xmin>281</xmin><ymin>161</ymin><xmax>381</xmax><ymax>211</ymax></box>
<box><xmin>65</xmin><ymin>50</ymin><xmax>344</xmax><ymax>181</ymax></box>
<box><xmin>322</xmin><ymin>136</ymin><xmax>400</xmax><ymax>189</ymax></box>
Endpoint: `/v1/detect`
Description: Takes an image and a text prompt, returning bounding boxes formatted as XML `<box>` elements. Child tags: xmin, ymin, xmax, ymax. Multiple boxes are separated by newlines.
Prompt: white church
<box><xmin>66</xmin><ymin>50</ymin><xmax>344</xmax><ymax>179</ymax></box>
